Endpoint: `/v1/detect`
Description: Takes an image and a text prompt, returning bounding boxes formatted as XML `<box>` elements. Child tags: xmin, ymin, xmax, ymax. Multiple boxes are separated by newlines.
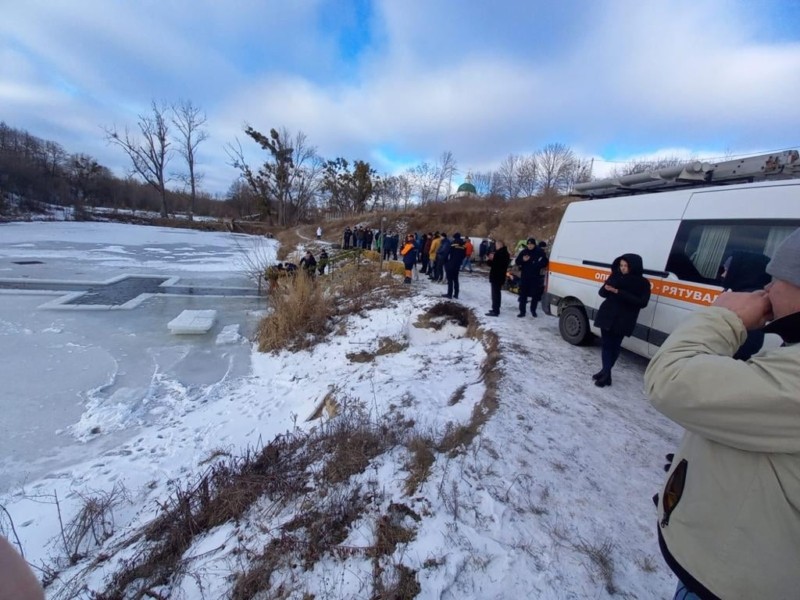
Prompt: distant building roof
<box><xmin>457</xmin><ymin>181</ymin><xmax>477</xmax><ymax>194</ymax></box>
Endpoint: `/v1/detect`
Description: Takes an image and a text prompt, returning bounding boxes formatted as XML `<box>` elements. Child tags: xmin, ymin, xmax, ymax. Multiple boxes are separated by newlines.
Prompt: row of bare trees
<box><xmin>0</xmin><ymin>121</ymin><xmax>233</xmax><ymax>219</ymax></box>
<box><xmin>469</xmin><ymin>143</ymin><xmax>593</xmax><ymax>198</ymax></box>
<box><xmin>5</xmin><ymin>100</ymin><xmax>691</xmax><ymax>228</ymax></box>
<box><xmin>103</xmin><ymin>100</ymin><xmax>208</xmax><ymax>219</ymax></box>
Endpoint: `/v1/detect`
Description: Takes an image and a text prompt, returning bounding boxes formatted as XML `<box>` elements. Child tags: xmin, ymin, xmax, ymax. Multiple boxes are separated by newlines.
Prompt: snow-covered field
<box><xmin>0</xmin><ymin>222</ymin><xmax>682</xmax><ymax>599</ymax></box>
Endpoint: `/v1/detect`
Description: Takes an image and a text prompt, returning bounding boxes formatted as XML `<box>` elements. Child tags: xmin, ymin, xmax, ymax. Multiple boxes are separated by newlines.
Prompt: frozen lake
<box><xmin>0</xmin><ymin>222</ymin><xmax>270</xmax><ymax>492</ymax></box>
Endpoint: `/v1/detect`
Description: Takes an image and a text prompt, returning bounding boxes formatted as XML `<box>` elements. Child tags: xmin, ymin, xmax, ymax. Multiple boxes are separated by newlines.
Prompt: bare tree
<box><xmin>518</xmin><ymin>154</ymin><xmax>539</xmax><ymax>196</ymax></box>
<box><xmin>496</xmin><ymin>153</ymin><xmax>523</xmax><ymax>198</ymax></box>
<box><xmin>104</xmin><ymin>101</ymin><xmax>172</xmax><ymax>217</ymax></box>
<box><xmin>171</xmin><ymin>99</ymin><xmax>208</xmax><ymax>220</ymax></box>
<box><xmin>611</xmin><ymin>155</ymin><xmax>686</xmax><ymax>178</ymax></box>
<box><xmin>396</xmin><ymin>173</ymin><xmax>413</xmax><ymax>210</ymax></box>
<box><xmin>565</xmin><ymin>157</ymin><xmax>594</xmax><ymax>192</ymax></box>
<box><xmin>226</xmin><ymin>179</ymin><xmax>260</xmax><ymax>218</ymax></box>
<box><xmin>433</xmin><ymin>150</ymin><xmax>458</xmax><ymax>201</ymax></box>
<box><xmin>470</xmin><ymin>170</ymin><xmax>504</xmax><ymax>197</ymax></box>
<box><xmin>536</xmin><ymin>142</ymin><xmax>577</xmax><ymax>195</ymax></box>
<box><xmin>409</xmin><ymin>162</ymin><xmax>438</xmax><ymax>204</ymax></box>
<box><xmin>68</xmin><ymin>154</ymin><xmax>105</xmax><ymax>209</ymax></box>
<box><xmin>43</xmin><ymin>140</ymin><xmax>67</xmax><ymax>178</ymax></box>
<box><xmin>227</xmin><ymin>126</ymin><xmax>322</xmax><ymax>226</ymax></box>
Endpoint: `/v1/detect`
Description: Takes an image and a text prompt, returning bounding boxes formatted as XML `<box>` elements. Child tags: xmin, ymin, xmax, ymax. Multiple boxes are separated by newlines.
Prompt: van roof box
<box><xmin>572</xmin><ymin>150</ymin><xmax>800</xmax><ymax>199</ymax></box>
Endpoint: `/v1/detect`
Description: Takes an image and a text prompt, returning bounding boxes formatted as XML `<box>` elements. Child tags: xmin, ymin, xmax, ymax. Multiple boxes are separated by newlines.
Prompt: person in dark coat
<box><xmin>485</xmin><ymin>240</ymin><xmax>511</xmax><ymax>316</ymax></box>
<box><xmin>299</xmin><ymin>251</ymin><xmax>317</xmax><ymax>277</ymax></box>
<box><xmin>515</xmin><ymin>237</ymin><xmax>549</xmax><ymax>317</ymax></box>
<box><xmin>343</xmin><ymin>227</ymin><xmax>352</xmax><ymax>249</ymax></box>
<box><xmin>419</xmin><ymin>233</ymin><xmax>431</xmax><ymax>274</ymax></box>
<box><xmin>720</xmin><ymin>251</ymin><xmax>772</xmax><ymax>360</ymax></box>
<box><xmin>318</xmin><ymin>249</ymin><xmax>329</xmax><ymax>275</ymax></box>
<box><xmin>442</xmin><ymin>233</ymin><xmax>467</xmax><ymax>299</ymax></box>
<box><xmin>433</xmin><ymin>233</ymin><xmax>450</xmax><ymax>283</ymax></box>
<box><xmin>593</xmin><ymin>253</ymin><xmax>651</xmax><ymax>387</ymax></box>
<box><xmin>479</xmin><ymin>239</ymin><xmax>489</xmax><ymax>264</ymax></box>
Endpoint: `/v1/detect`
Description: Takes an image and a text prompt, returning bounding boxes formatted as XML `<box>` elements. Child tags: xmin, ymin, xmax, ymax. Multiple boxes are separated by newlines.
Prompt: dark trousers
<box><xmin>433</xmin><ymin>257</ymin><xmax>445</xmax><ymax>281</ymax></box>
<box><xmin>518</xmin><ymin>281</ymin><xmax>543</xmax><ymax>315</ymax></box>
<box><xmin>446</xmin><ymin>269</ymin><xmax>460</xmax><ymax>298</ymax></box>
<box><xmin>600</xmin><ymin>330</ymin><xmax>625</xmax><ymax>374</ymax></box>
<box><xmin>420</xmin><ymin>255</ymin><xmax>430</xmax><ymax>273</ymax></box>
<box><xmin>490</xmin><ymin>280</ymin><xmax>503</xmax><ymax>312</ymax></box>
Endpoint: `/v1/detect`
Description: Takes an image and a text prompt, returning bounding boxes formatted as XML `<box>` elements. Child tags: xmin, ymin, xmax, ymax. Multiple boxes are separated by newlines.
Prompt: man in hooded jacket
<box><xmin>645</xmin><ymin>228</ymin><xmax>800</xmax><ymax>600</ymax></box>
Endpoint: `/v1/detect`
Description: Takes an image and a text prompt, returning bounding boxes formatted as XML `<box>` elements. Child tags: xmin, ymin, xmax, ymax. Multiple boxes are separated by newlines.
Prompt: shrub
<box><xmin>257</xmin><ymin>271</ymin><xmax>330</xmax><ymax>352</ymax></box>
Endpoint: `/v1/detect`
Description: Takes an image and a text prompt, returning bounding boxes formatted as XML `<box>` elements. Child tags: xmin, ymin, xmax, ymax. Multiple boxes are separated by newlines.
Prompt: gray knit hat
<box><xmin>766</xmin><ymin>228</ymin><xmax>800</xmax><ymax>287</ymax></box>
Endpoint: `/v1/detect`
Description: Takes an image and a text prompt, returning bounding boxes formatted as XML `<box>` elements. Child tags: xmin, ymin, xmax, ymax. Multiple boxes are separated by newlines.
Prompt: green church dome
<box><xmin>457</xmin><ymin>182</ymin><xmax>477</xmax><ymax>194</ymax></box>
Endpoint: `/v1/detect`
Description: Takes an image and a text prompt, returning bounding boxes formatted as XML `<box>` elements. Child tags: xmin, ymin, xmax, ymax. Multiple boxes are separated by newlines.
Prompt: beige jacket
<box><xmin>645</xmin><ymin>307</ymin><xmax>800</xmax><ymax>600</ymax></box>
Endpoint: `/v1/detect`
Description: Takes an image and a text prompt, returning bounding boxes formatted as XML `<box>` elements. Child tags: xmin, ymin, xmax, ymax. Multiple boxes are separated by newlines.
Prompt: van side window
<box><xmin>666</xmin><ymin>220</ymin><xmax>800</xmax><ymax>285</ymax></box>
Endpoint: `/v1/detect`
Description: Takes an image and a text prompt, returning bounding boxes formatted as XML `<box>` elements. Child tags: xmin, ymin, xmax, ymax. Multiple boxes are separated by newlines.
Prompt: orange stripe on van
<box><xmin>548</xmin><ymin>261</ymin><xmax>720</xmax><ymax>306</ymax></box>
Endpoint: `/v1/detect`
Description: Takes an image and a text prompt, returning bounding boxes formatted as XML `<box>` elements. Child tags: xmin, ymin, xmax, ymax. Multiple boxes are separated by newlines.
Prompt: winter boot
<box><xmin>594</xmin><ymin>372</ymin><xmax>612</xmax><ymax>387</ymax></box>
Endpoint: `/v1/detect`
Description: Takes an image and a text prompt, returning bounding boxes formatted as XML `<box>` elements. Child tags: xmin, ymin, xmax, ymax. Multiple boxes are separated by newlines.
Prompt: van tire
<box><xmin>559</xmin><ymin>305</ymin><xmax>592</xmax><ymax>346</ymax></box>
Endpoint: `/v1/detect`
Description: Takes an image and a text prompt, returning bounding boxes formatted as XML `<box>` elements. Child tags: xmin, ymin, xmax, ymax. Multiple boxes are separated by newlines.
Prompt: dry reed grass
<box><xmin>257</xmin><ymin>271</ymin><xmax>330</xmax><ymax>352</ymax></box>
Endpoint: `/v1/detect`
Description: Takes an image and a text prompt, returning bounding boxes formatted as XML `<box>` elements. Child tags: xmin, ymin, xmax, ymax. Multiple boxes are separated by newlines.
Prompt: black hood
<box><xmin>722</xmin><ymin>251</ymin><xmax>771</xmax><ymax>292</ymax></box>
<box><xmin>613</xmin><ymin>253</ymin><xmax>644</xmax><ymax>277</ymax></box>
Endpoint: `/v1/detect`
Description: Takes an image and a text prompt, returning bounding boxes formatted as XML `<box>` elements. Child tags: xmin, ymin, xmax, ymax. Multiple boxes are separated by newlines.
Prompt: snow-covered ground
<box><xmin>0</xmin><ymin>222</ymin><xmax>682</xmax><ymax>599</ymax></box>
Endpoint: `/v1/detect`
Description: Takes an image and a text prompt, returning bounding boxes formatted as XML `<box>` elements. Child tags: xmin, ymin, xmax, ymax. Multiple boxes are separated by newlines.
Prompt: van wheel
<box><xmin>559</xmin><ymin>305</ymin><xmax>592</xmax><ymax>346</ymax></box>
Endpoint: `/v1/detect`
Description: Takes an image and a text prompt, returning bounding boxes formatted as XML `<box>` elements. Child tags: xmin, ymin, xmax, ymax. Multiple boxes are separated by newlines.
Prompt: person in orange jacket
<box><xmin>462</xmin><ymin>237</ymin><xmax>474</xmax><ymax>273</ymax></box>
<box><xmin>400</xmin><ymin>234</ymin><xmax>417</xmax><ymax>284</ymax></box>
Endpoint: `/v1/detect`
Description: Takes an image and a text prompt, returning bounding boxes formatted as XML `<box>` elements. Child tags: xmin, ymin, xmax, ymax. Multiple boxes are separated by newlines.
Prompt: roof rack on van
<box><xmin>572</xmin><ymin>150</ymin><xmax>800</xmax><ymax>199</ymax></box>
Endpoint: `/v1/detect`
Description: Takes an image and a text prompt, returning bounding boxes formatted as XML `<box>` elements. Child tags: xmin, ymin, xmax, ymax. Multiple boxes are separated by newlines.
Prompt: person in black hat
<box><xmin>515</xmin><ymin>237</ymin><xmax>548</xmax><ymax>317</ymax></box>
<box><xmin>442</xmin><ymin>233</ymin><xmax>466</xmax><ymax>299</ymax></box>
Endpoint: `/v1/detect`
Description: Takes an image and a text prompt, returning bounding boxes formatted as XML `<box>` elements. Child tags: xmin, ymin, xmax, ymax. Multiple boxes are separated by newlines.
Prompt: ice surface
<box><xmin>215</xmin><ymin>323</ymin><xmax>242</xmax><ymax>345</ymax></box>
<box><xmin>168</xmin><ymin>309</ymin><xmax>217</xmax><ymax>334</ymax></box>
<box><xmin>0</xmin><ymin>223</ymin><xmax>272</xmax><ymax>491</ymax></box>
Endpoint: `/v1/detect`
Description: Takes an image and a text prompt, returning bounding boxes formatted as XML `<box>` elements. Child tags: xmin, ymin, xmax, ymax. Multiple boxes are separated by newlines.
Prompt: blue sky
<box><xmin>2</xmin><ymin>0</ymin><xmax>800</xmax><ymax>196</ymax></box>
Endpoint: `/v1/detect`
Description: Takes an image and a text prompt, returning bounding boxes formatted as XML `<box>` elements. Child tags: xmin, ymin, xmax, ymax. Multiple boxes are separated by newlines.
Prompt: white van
<box><xmin>543</xmin><ymin>151</ymin><xmax>800</xmax><ymax>357</ymax></box>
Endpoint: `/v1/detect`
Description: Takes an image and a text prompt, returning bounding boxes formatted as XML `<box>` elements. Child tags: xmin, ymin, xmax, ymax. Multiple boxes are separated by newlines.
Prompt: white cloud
<box><xmin>2</xmin><ymin>0</ymin><xmax>799</xmax><ymax>194</ymax></box>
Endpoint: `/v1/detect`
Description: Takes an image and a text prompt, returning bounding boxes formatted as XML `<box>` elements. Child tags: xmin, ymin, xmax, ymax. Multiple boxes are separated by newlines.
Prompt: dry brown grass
<box><xmin>56</xmin><ymin>486</ymin><xmax>126</xmax><ymax>566</ymax></box>
<box><xmin>257</xmin><ymin>259</ymin><xmax>408</xmax><ymax>354</ymax></box>
<box><xmin>347</xmin><ymin>336</ymin><xmax>408</xmax><ymax>364</ymax></box>
<box><xmin>95</xmin><ymin>433</ymin><xmax>314</xmax><ymax>599</ymax></box>
<box><xmin>273</xmin><ymin>228</ymin><xmax>305</xmax><ymax>260</ymax></box>
<box><xmin>447</xmin><ymin>384</ymin><xmax>467</xmax><ymax>406</ymax></box>
<box><xmin>410</xmin><ymin>301</ymin><xmax>503</xmax><ymax>459</ymax></box>
<box><xmin>437</xmin><ymin>328</ymin><xmax>501</xmax><ymax>456</ymax></box>
<box><xmin>403</xmin><ymin>434</ymin><xmax>436</xmax><ymax>496</ymax></box>
<box><xmin>257</xmin><ymin>271</ymin><xmax>330</xmax><ymax>352</ymax></box>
